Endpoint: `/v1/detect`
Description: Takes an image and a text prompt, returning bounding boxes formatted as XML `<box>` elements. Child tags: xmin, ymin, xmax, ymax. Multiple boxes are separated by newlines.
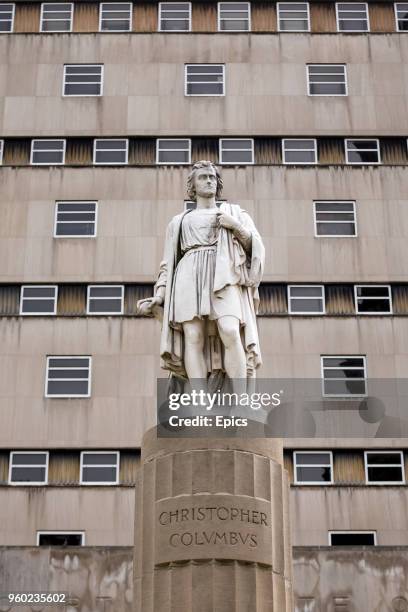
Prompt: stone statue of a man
<box><xmin>137</xmin><ymin>160</ymin><xmax>265</xmax><ymax>382</ymax></box>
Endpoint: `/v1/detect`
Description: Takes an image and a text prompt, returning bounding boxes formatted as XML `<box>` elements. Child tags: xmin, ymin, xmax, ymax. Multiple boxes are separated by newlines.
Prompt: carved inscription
<box><xmin>155</xmin><ymin>494</ymin><xmax>273</xmax><ymax>565</ymax></box>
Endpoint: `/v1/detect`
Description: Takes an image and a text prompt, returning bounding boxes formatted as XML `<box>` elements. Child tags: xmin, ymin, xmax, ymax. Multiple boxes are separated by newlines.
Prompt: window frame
<box><xmin>9</xmin><ymin>451</ymin><xmax>49</xmax><ymax>486</ymax></box>
<box><xmin>62</xmin><ymin>64</ymin><xmax>104</xmax><ymax>98</ymax></box>
<box><xmin>277</xmin><ymin>2</ymin><xmax>310</xmax><ymax>32</ymax></box>
<box><xmin>288</xmin><ymin>285</ymin><xmax>326</xmax><ymax>315</ymax></box>
<box><xmin>328</xmin><ymin>531</ymin><xmax>377</xmax><ymax>546</ymax></box>
<box><xmin>40</xmin><ymin>2</ymin><xmax>74</xmax><ymax>33</ymax></box>
<box><xmin>217</xmin><ymin>2</ymin><xmax>251</xmax><ymax>32</ymax></box>
<box><xmin>395</xmin><ymin>2</ymin><xmax>408</xmax><ymax>31</ymax></box>
<box><xmin>282</xmin><ymin>138</ymin><xmax>317</xmax><ymax>165</ymax></box>
<box><xmin>0</xmin><ymin>139</ymin><xmax>3</xmax><ymax>165</ymax></box>
<box><xmin>344</xmin><ymin>138</ymin><xmax>381</xmax><ymax>165</ymax></box>
<box><xmin>219</xmin><ymin>138</ymin><xmax>254</xmax><ymax>165</ymax></box>
<box><xmin>184</xmin><ymin>63</ymin><xmax>226</xmax><ymax>97</ymax></box>
<box><xmin>313</xmin><ymin>200</ymin><xmax>357</xmax><ymax>238</ymax></box>
<box><xmin>54</xmin><ymin>201</ymin><xmax>98</xmax><ymax>239</ymax></box>
<box><xmin>335</xmin><ymin>2</ymin><xmax>370</xmax><ymax>33</ymax></box>
<box><xmin>20</xmin><ymin>285</ymin><xmax>58</xmax><ymax>316</ymax></box>
<box><xmin>99</xmin><ymin>2</ymin><xmax>133</xmax><ymax>32</ymax></box>
<box><xmin>36</xmin><ymin>531</ymin><xmax>85</xmax><ymax>546</ymax></box>
<box><xmin>321</xmin><ymin>355</ymin><xmax>367</xmax><ymax>398</ymax></box>
<box><xmin>80</xmin><ymin>451</ymin><xmax>120</xmax><ymax>485</ymax></box>
<box><xmin>354</xmin><ymin>285</ymin><xmax>393</xmax><ymax>315</ymax></box>
<box><xmin>156</xmin><ymin>138</ymin><xmax>192</xmax><ymax>165</ymax></box>
<box><xmin>86</xmin><ymin>285</ymin><xmax>125</xmax><ymax>315</ymax></box>
<box><xmin>93</xmin><ymin>138</ymin><xmax>129</xmax><ymax>165</ymax></box>
<box><xmin>0</xmin><ymin>3</ymin><xmax>15</xmax><ymax>33</ymax></box>
<box><xmin>364</xmin><ymin>450</ymin><xmax>405</xmax><ymax>485</ymax></box>
<box><xmin>30</xmin><ymin>139</ymin><xmax>66</xmax><ymax>166</ymax></box>
<box><xmin>158</xmin><ymin>2</ymin><xmax>192</xmax><ymax>32</ymax></box>
<box><xmin>45</xmin><ymin>355</ymin><xmax>92</xmax><ymax>399</ymax></box>
<box><xmin>293</xmin><ymin>450</ymin><xmax>334</xmax><ymax>485</ymax></box>
<box><xmin>306</xmin><ymin>63</ymin><xmax>348</xmax><ymax>97</ymax></box>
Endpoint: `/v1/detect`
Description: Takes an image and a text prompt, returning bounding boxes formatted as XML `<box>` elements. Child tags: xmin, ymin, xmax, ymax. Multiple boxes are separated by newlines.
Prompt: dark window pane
<box><xmin>47</xmin><ymin>380</ymin><xmax>89</xmax><ymax>395</ymax></box>
<box><xmin>296</xmin><ymin>466</ymin><xmax>331</xmax><ymax>482</ymax></box>
<box><xmin>221</xmin><ymin>150</ymin><xmax>253</xmax><ymax>163</ymax></box>
<box><xmin>12</xmin><ymin>453</ymin><xmax>47</xmax><ymax>465</ymax></box>
<box><xmin>56</xmin><ymin>222</ymin><xmax>95</xmax><ymax>236</ymax></box>
<box><xmin>296</xmin><ymin>453</ymin><xmax>331</xmax><ymax>465</ymax></box>
<box><xmin>94</xmin><ymin>151</ymin><xmax>127</xmax><ymax>163</ymax></box>
<box><xmin>48</xmin><ymin>369</ymin><xmax>89</xmax><ymax>379</ymax></box>
<box><xmin>22</xmin><ymin>299</ymin><xmax>55</xmax><ymax>313</ymax></box>
<box><xmin>64</xmin><ymin>83</ymin><xmax>101</xmax><ymax>95</ymax></box>
<box><xmin>57</xmin><ymin>213</ymin><xmax>96</xmax><ymax>222</ymax></box>
<box><xmin>89</xmin><ymin>299</ymin><xmax>122</xmax><ymax>313</ymax></box>
<box><xmin>38</xmin><ymin>533</ymin><xmax>82</xmax><ymax>546</ymax></box>
<box><xmin>367</xmin><ymin>453</ymin><xmax>402</xmax><ymax>465</ymax></box>
<box><xmin>23</xmin><ymin>287</ymin><xmax>55</xmax><ymax>298</ymax></box>
<box><xmin>316</xmin><ymin>222</ymin><xmax>355</xmax><ymax>236</ymax></box>
<box><xmin>291</xmin><ymin>298</ymin><xmax>323</xmax><ymax>312</ymax></box>
<box><xmin>357</xmin><ymin>299</ymin><xmax>391</xmax><ymax>313</ymax></box>
<box><xmin>89</xmin><ymin>287</ymin><xmax>122</xmax><ymax>298</ymax></box>
<box><xmin>58</xmin><ymin>203</ymin><xmax>96</xmax><ymax>212</ymax></box>
<box><xmin>11</xmin><ymin>467</ymin><xmax>46</xmax><ymax>482</ymax></box>
<box><xmin>187</xmin><ymin>83</ymin><xmax>223</xmax><ymax>95</ymax></box>
<box><xmin>310</xmin><ymin>83</ymin><xmax>346</xmax><ymax>95</ymax></box>
<box><xmin>323</xmin><ymin>379</ymin><xmax>366</xmax><ymax>395</ymax></box>
<box><xmin>161</xmin><ymin>19</ymin><xmax>189</xmax><ymax>30</ymax></box>
<box><xmin>323</xmin><ymin>357</ymin><xmax>364</xmax><ymax>368</ymax></box>
<box><xmin>83</xmin><ymin>453</ymin><xmax>118</xmax><ymax>465</ymax></box>
<box><xmin>331</xmin><ymin>533</ymin><xmax>375</xmax><ymax>546</ymax></box>
<box><xmin>158</xmin><ymin>150</ymin><xmax>190</xmax><ymax>163</ymax></box>
<box><xmin>368</xmin><ymin>467</ymin><xmax>404</xmax><ymax>482</ymax></box>
<box><xmin>82</xmin><ymin>467</ymin><xmax>117</xmax><ymax>482</ymax></box>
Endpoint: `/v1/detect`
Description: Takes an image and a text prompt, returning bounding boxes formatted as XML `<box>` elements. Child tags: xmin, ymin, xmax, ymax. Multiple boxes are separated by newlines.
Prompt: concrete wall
<box><xmin>1</xmin><ymin>165</ymin><xmax>408</xmax><ymax>283</ymax></box>
<box><xmin>1</xmin><ymin>546</ymin><xmax>407</xmax><ymax>612</ymax></box>
<box><xmin>0</xmin><ymin>316</ymin><xmax>407</xmax><ymax>448</ymax></box>
<box><xmin>1</xmin><ymin>34</ymin><xmax>408</xmax><ymax>136</ymax></box>
<box><xmin>0</xmin><ymin>488</ymin><xmax>135</xmax><ymax>546</ymax></box>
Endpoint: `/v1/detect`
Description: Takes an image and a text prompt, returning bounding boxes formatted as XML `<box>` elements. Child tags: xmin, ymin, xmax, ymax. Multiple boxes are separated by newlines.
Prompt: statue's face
<box><xmin>194</xmin><ymin>167</ymin><xmax>217</xmax><ymax>198</ymax></box>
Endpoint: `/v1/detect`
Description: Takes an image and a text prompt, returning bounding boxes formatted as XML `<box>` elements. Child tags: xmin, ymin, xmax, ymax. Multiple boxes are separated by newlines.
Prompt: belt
<box><xmin>183</xmin><ymin>245</ymin><xmax>217</xmax><ymax>255</ymax></box>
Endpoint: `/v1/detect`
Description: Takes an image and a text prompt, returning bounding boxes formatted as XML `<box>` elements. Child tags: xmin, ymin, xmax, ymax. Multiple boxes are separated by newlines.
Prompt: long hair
<box><xmin>186</xmin><ymin>160</ymin><xmax>223</xmax><ymax>201</ymax></box>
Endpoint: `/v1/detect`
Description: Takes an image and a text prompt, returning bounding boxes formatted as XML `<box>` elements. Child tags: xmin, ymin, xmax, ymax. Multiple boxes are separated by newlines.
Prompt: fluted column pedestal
<box><xmin>134</xmin><ymin>429</ymin><xmax>293</xmax><ymax>612</ymax></box>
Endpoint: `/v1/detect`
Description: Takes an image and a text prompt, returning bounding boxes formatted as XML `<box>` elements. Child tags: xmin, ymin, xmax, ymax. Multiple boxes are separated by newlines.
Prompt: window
<box><xmin>37</xmin><ymin>532</ymin><xmax>85</xmax><ymax>546</ymax></box>
<box><xmin>314</xmin><ymin>201</ymin><xmax>357</xmax><ymax>237</ymax></box>
<box><xmin>219</xmin><ymin>139</ymin><xmax>254</xmax><ymax>164</ymax></box>
<box><xmin>54</xmin><ymin>201</ymin><xmax>97</xmax><ymax>238</ymax></box>
<box><xmin>99</xmin><ymin>2</ymin><xmax>132</xmax><ymax>31</ymax></box>
<box><xmin>45</xmin><ymin>356</ymin><xmax>91</xmax><ymax>398</ymax></box>
<box><xmin>294</xmin><ymin>451</ymin><xmax>333</xmax><ymax>484</ymax></box>
<box><xmin>20</xmin><ymin>286</ymin><xmax>58</xmax><ymax>315</ymax></box>
<box><xmin>80</xmin><ymin>451</ymin><xmax>120</xmax><ymax>484</ymax></box>
<box><xmin>364</xmin><ymin>451</ymin><xmax>405</xmax><ymax>484</ymax></box>
<box><xmin>218</xmin><ymin>2</ymin><xmax>251</xmax><ymax>31</ymax></box>
<box><xmin>282</xmin><ymin>139</ymin><xmax>317</xmax><ymax>165</ymax></box>
<box><xmin>93</xmin><ymin>139</ymin><xmax>128</xmax><ymax>165</ymax></box>
<box><xmin>185</xmin><ymin>64</ymin><xmax>225</xmax><ymax>96</ymax></box>
<box><xmin>0</xmin><ymin>139</ymin><xmax>3</xmax><ymax>164</ymax></box>
<box><xmin>345</xmin><ymin>139</ymin><xmax>380</xmax><ymax>165</ymax></box>
<box><xmin>321</xmin><ymin>356</ymin><xmax>367</xmax><ymax>397</ymax></box>
<box><xmin>159</xmin><ymin>2</ymin><xmax>191</xmax><ymax>31</ymax></box>
<box><xmin>9</xmin><ymin>452</ymin><xmax>49</xmax><ymax>485</ymax></box>
<box><xmin>277</xmin><ymin>2</ymin><xmax>310</xmax><ymax>31</ymax></box>
<box><xmin>0</xmin><ymin>3</ymin><xmax>15</xmax><ymax>32</ymax></box>
<box><xmin>355</xmin><ymin>285</ymin><xmax>392</xmax><ymax>315</ymax></box>
<box><xmin>156</xmin><ymin>139</ymin><xmax>191</xmax><ymax>164</ymax></box>
<box><xmin>288</xmin><ymin>285</ymin><xmax>325</xmax><ymax>315</ymax></box>
<box><xmin>307</xmin><ymin>64</ymin><xmax>347</xmax><ymax>96</ymax></box>
<box><xmin>63</xmin><ymin>64</ymin><xmax>104</xmax><ymax>97</ymax></box>
<box><xmin>336</xmin><ymin>3</ymin><xmax>369</xmax><ymax>32</ymax></box>
<box><xmin>395</xmin><ymin>3</ymin><xmax>408</xmax><ymax>30</ymax></box>
<box><xmin>87</xmin><ymin>285</ymin><xmax>124</xmax><ymax>314</ymax></box>
<box><xmin>30</xmin><ymin>140</ymin><xmax>65</xmax><ymax>165</ymax></box>
<box><xmin>329</xmin><ymin>532</ymin><xmax>376</xmax><ymax>546</ymax></box>
<box><xmin>40</xmin><ymin>3</ymin><xmax>73</xmax><ymax>32</ymax></box>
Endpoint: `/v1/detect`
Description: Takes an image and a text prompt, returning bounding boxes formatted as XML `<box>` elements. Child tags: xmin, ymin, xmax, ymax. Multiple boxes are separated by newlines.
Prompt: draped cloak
<box><xmin>154</xmin><ymin>203</ymin><xmax>265</xmax><ymax>379</ymax></box>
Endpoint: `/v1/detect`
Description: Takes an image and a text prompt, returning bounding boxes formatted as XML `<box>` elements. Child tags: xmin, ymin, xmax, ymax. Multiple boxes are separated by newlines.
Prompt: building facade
<box><xmin>0</xmin><ymin>0</ymin><xmax>408</xmax><ymax>609</ymax></box>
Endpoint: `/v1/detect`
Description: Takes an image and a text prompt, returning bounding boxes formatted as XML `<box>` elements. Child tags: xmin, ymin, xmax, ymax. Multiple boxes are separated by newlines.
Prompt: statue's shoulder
<box><xmin>221</xmin><ymin>202</ymin><xmax>248</xmax><ymax>215</ymax></box>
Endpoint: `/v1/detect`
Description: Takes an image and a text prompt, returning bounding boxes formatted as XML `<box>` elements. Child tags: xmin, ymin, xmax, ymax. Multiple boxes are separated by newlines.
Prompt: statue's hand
<box><xmin>216</xmin><ymin>211</ymin><xmax>240</xmax><ymax>231</ymax></box>
<box><xmin>136</xmin><ymin>296</ymin><xmax>163</xmax><ymax>317</ymax></box>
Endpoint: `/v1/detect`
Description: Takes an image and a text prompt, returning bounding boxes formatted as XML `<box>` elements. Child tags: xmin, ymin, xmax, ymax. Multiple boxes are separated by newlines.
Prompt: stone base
<box><xmin>134</xmin><ymin>429</ymin><xmax>293</xmax><ymax>612</ymax></box>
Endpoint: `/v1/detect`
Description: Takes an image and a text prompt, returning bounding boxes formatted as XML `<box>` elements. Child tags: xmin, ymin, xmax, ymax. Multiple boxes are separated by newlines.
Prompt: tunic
<box><xmin>169</xmin><ymin>207</ymin><xmax>244</xmax><ymax>325</ymax></box>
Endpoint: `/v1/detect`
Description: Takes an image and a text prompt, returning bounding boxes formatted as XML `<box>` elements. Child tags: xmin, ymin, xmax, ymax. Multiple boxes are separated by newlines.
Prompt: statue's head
<box><xmin>187</xmin><ymin>160</ymin><xmax>223</xmax><ymax>201</ymax></box>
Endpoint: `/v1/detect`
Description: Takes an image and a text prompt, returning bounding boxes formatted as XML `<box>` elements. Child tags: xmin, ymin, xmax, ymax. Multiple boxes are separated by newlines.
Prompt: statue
<box><xmin>137</xmin><ymin>161</ymin><xmax>265</xmax><ymax>387</ymax></box>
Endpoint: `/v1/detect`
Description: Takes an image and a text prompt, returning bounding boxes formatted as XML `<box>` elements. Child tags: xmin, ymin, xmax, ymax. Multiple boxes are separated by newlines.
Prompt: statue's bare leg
<box><xmin>182</xmin><ymin>318</ymin><xmax>207</xmax><ymax>380</ymax></box>
<box><xmin>217</xmin><ymin>316</ymin><xmax>247</xmax><ymax>380</ymax></box>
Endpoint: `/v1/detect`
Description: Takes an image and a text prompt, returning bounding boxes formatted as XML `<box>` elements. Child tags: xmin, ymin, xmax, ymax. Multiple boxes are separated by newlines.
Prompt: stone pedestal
<box><xmin>134</xmin><ymin>429</ymin><xmax>293</xmax><ymax>612</ymax></box>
